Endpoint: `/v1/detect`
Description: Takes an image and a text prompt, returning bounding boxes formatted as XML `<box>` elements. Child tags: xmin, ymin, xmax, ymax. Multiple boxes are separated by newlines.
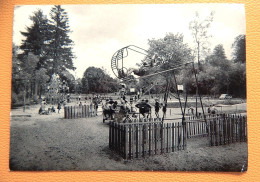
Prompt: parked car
<box><xmin>219</xmin><ymin>94</ymin><xmax>232</xmax><ymax>99</ymax></box>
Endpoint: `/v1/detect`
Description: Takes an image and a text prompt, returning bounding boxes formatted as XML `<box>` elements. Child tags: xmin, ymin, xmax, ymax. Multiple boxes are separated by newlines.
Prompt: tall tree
<box><xmin>229</xmin><ymin>34</ymin><xmax>246</xmax><ymax>98</ymax></box>
<box><xmin>189</xmin><ymin>11</ymin><xmax>214</xmax><ymax>65</ymax></box>
<box><xmin>201</xmin><ymin>45</ymin><xmax>231</xmax><ymax>95</ymax></box>
<box><xmin>82</xmin><ymin>67</ymin><xmax>118</xmax><ymax>94</ymax></box>
<box><xmin>229</xmin><ymin>62</ymin><xmax>246</xmax><ymax>98</ymax></box>
<box><xmin>206</xmin><ymin>44</ymin><xmax>228</xmax><ymax>67</ymax></box>
<box><xmin>11</xmin><ymin>44</ymin><xmax>23</xmax><ymax>105</ymax></box>
<box><xmin>48</xmin><ymin>5</ymin><xmax>75</xmax><ymax>76</ymax></box>
<box><xmin>232</xmin><ymin>34</ymin><xmax>246</xmax><ymax>63</ymax></box>
<box><xmin>189</xmin><ymin>12</ymin><xmax>214</xmax><ymax>115</ymax></box>
<box><xmin>19</xmin><ymin>9</ymin><xmax>50</xmax><ymax>70</ymax></box>
<box><xmin>147</xmin><ymin>33</ymin><xmax>192</xmax><ymax>69</ymax></box>
<box><xmin>138</xmin><ymin>33</ymin><xmax>193</xmax><ymax>96</ymax></box>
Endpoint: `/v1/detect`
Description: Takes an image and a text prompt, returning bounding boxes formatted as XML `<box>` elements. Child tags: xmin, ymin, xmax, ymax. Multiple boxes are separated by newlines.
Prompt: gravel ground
<box><xmin>9</xmin><ymin>104</ymin><xmax>247</xmax><ymax>171</ymax></box>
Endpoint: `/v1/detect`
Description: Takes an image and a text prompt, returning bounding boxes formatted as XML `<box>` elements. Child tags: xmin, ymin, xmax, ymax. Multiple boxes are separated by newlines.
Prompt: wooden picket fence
<box><xmin>109</xmin><ymin>114</ymin><xmax>247</xmax><ymax>159</ymax></box>
<box><xmin>186</xmin><ymin>114</ymin><xmax>247</xmax><ymax>146</ymax></box>
<box><xmin>209</xmin><ymin>114</ymin><xmax>247</xmax><ymax>146</ymax></box>
<box><xmin>186</xmin><ymin>115</ymin><xmax>215</xmax><ymax>138</ymax></box>
<box><xmin>186</xmin><ymin>119</ymin><xmax>208</xmax><ymax>138</ymax></box>
<box><xmin>109</xmin><ymin>118</ymin><xmax>186</xmax><ymax>159</ymax></box>
<box><xmin>64</xmin><ymin>105</ymin><xmax>97</xmax><ymax>119</ymax></box>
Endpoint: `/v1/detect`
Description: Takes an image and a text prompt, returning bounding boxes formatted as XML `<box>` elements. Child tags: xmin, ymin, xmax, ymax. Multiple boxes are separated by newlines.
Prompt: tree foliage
<box><xmin>189</xmin><ymin>11</ymin><xmax>214</xmax><ymax>63</ymax></box>
<box><xmin>137</xmin><ymin>33</ymin><xmax>193</xmax><ymax>93</ymax></box>
<box><xmin>232</xmin><ymin>35</ymin><xmax>246</xmax><ymax>63</ymax></box>
<box><xmin>48</xmin><ymin>5</ymin><xmax>75</xmax><ymax>75</ymax></box>
<box><xmin>19</xmin><ymin>9</ymin><xmax>50</xmax><ymax>70</ymax></box>
<box><xmin>182</xmin><ymin>41</ymin><xmax>246</xmax><ymax>98</ymax></box>
<box><xmin>82</xmin><ymin>67</ymin><xmax>118</xmax><ymax>94</ymax></box>
<box><xmin>12</xmin><ymin>6</ymin><xmax>76</xmax><ymax>106</ymax></box>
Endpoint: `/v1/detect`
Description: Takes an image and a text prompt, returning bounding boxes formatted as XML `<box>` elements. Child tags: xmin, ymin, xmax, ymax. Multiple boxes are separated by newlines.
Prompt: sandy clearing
<box><xmin>10</xmin><ymin>103</ymin><xmax>247</xmax><ymax>171</ymax></box>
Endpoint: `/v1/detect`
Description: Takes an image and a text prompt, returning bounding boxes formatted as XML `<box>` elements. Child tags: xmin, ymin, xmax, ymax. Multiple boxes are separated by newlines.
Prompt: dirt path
<box><xmin>10</xmin><ymin>105</ymin><xmax>247</xmax><ymax>171</ymax></box>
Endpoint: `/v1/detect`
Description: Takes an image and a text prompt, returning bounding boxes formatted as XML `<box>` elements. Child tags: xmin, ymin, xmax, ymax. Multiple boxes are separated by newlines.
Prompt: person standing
<box><xmin>57</xmin><ymin>102</ymin><xmax>61</xmax><ymax>113</ymax></box>
<box><xmin>155</xmin><ymin>100</ymin><xmax>160</xmax><ymax>118</ymax></box>
<box><xmin>94</xmin><ymin>98</ymin><xmax>98</xmax><ymax>116</ymax></box>
<box><xmin>162</xmin><ymin>101</ymin><xmax>167</xmax><ymax>118</ymax></box>
<box><xmin>78</xmin><ymin>94</ymin><xmax>81</xmax><ymax>102</ymax></box>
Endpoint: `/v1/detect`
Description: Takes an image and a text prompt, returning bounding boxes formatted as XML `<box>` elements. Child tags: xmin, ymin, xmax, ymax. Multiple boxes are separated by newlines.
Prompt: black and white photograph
<box><xmin>10</xmin><ymin>4</ymin><xmax>247</xmax><ymax>171</ymax></box>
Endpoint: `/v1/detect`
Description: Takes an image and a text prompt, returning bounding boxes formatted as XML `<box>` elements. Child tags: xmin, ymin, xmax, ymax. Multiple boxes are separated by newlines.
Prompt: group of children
<box><xmin>39</xmin><ymin>99</ymin><xmax>62</xmax><ymax>115</ymax></box>
<box><xmin>103</xmin><ymin>95</ymin><xmax>167</xmax><ymax>119</ymax></box>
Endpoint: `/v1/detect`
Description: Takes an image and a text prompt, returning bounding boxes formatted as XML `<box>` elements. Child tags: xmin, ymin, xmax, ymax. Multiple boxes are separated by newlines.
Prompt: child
<box><xmin>155</xmin><ymin>100</ymin><xmax>160</xmax><ymax>118</ymax></box>
<box><xmin>57</xmin><ymin>102</ymin><xmax>61</xmax><ymax>113</ymax></box>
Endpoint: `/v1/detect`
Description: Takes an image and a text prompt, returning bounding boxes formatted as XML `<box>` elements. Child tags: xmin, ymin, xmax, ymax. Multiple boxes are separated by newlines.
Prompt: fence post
<box><xmin>239</xmin><ymin>115</ymin><xmax>242</xmax><ymax>142</ymax></box>
<box><xmin>139</xmin><ymin>123</ymin><xmax>142</xmax><ymax>157</ymax></box>
<box><xmin>154</xmin><ymin>123</ymin><xmax>157</xmax><ymax>155</ymax></box>
<box><xmin>72</xmin><ymin>106</ymin><xmax>75</xmax><ymax>119</ymax></box>
<box><xmin>83</xmin><ymin>105</ymin><xmax>86</xmax><ymax>118</ymax></box>
<box><xmin>244</xmin><ymin>116</ymin><xmax>247</xmax><ymax>142</ymax></box>
<box><xmin>210</xmin><ymin>120</ymin><xmax>213</xmax><ymax>146</ymax></box>
<box><xmin>170</xmin><ymin>123</ymin><xmax>173</xmax><ymax>152</ymax></box>
<box><xmin>90</xmin><ymin>105</ymin><xmax>92</xmax><ymax>117</ymax></box>
<box><xmin>161</xmin><ymin>123</ymin><xmax>164</xmax><ymax>154</ymax></box>
<box><xmin>148</xmin><ymin>123</ymin><xmax>152</xmax><ymax>156</ymax></box>
<box><xmin>70</xmin><ymin>106</ymin><xmax>73</xmax><ymax>119</ymax></box>
<box><xmin>119</xmin><ymin>125</ymin><xmax>122</xmax><ymax>156</ymax></box>
<box><xmin>183</xmin><ymin>121</ymin><xmax>186</xmax><ymax>150</ymax></box>
<box><xmin>64</xmin><ymin>106</ymin><xmax>67</xmax><ymax>119</ymax></box>
<box><xmin>166</xmin><ymin>123</ymin><xmax>169</xmax><ymax>153</ymax></box>
<box><xmin>223</xmin><ymin>115</ymin><xmax>226</xmax><ymax>145</ymax></box>
<box><xmin>142</xmin><ymin>124</ymin><xmax>146</xmax><ymax>157</ymax></box>
<box><xmin>172</xmin><ymin>123</ymin><xmax>175</xmax><ymax>152</ymax></box>
<box><xmin>129</xmin><ymin>125</ymin><xmax>132</xmax><ymax>159</ymax></box>
<box><xmin>177</xmin><ymin>122</ymin><xmax>180</xmax><ymax>150</ymax></box>
<box><xmin>136</xmin><ymin>124</ymin><xmax>139</xmax><ymax>158</ymax></box>
<box><xmin>109</xmin><ymin>121</ymin><xmax>112</xmax><ymax>149</ymax></box>
<box><xmin>81</xmin><ymin>105</ymin><xmax>84</xmax><ymax>118</ymax></box>
<box><xmin>87</xmin><ymin>105</ymin><xmax>90</xmax><ymax>118</ymax></box>
<box><xmin>124</xmin><ymin>125</ymin><xmax>129</xmax><ymax>159</ymax></box>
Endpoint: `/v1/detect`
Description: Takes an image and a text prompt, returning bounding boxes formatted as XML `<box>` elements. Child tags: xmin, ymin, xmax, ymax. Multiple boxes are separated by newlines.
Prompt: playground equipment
<box><xmin>111</xmin><ymin>45</ymin><xmax>207</xmax><ymax>124</ymax></box>
<box><xmin>102</xmin><ymin>100</ymin><xmax>138</xmax><ymax>123</ymax></box>
<box><xmin>111</xmin><ymin>45</ymin><xmax>156</xmax><ymax>79</ymax></box>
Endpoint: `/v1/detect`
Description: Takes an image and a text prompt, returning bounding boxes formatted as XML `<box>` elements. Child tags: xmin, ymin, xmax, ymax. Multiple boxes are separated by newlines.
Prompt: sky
<box><xmin>12</xmin><ymin>4</ymin><xmax>246</xmax><ymax>79</ymax></box>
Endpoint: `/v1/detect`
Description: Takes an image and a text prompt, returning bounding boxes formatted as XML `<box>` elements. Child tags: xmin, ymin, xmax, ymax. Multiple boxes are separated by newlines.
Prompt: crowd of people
<box><xmin>101</xmin><ymin>94</ymin><xmax>170</xmax><ymax>122</ymax></box>
<box><xmin>38</xmin><ymin>92</ymin><xmax>172</xmax><ymax>121</ymax></box>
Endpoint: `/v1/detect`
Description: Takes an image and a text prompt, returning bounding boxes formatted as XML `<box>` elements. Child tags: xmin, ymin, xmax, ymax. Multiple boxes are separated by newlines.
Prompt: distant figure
<box><xmin>51</xmin><ymin>106</ymin><xmax>56</xmax><ymax>113</ymax></box>
<box><xmin>38</xmin><ymin>106</ymin><xmax>43</xmax><ymax>114</ymax></box>
<box><xmin>208</xmin><ymin>105</ymin><xmax>212</xmax><ymax>114</ymax></box>
<box><xmin>155</xmin><ymin>100</ymin><xmax>160</xmax><ymax>118</ymax></box>
<box><xmin>41</xmin><ymin>99</ymin><xmax>46</xmax><ymax>110</ymax></box>
<box><xmin>109</xmin><ymin>98</ymin><xmax>114</xmax><ymax>105</ymax></box>
<box><xmin>135</xmin><ymin>99</ymin><xmax>151</xmax><ymax>118</ymax></box>
<box><xmin>112</xmin><ymin>101</ymin><xmax>118</xmax><ymax>110</ymax></box>
<box><xmin>94</xmin><ymin>100</ymin><xmax>98</xmax><ymax>116</ymax></box>
<box><xmin>57</xmin><ymin>102</ymin><xmax>61</xmax><ymax>113</ymax></box>
<box><xmin>210</xmin><ymin>105</ymin><xmax>218</xmax><ymax>115</ymax></box>
<box><xmin>120</xmin><ymin>96</ymin><xmax>126</xmax><ymax>104</ymax></box>
<box><xmin>67</xmin><ymin>94</ymin><xmax>71</xmax><ymax>103</ymax></box>
<box><xmin>162</xmin><ymin>102</ymin><xmax>167</xmax><ymax>118</ymax></box>
<box><xmin>79</xmin><ymin>102</ymin><xmax>82</xmax><ymax>106</ymax></box>
<box><xmin>188</xmin><ymin>107</ymin><xmax>195</xmax><ymax>115</ymax></box>
<box><xmin>51</xmin><ymin>96</ymin><xmax>54</xmax><ymax>105</ymax></box>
